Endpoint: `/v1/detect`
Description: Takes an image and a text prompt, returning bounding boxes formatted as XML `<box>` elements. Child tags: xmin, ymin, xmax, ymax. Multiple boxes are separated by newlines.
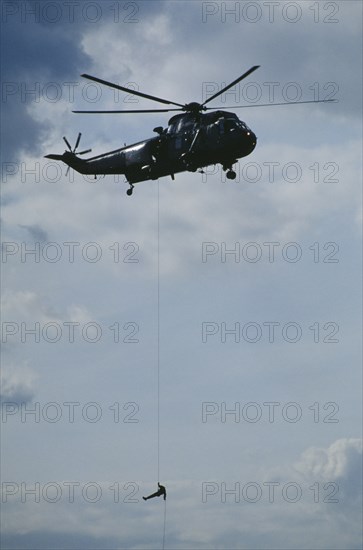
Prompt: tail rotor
<box><xmin>62</xmin><ymin>132</ymin><xmax>92</xmax><ymax>175</ymax></box>
<box><xmin>63</xmin><ymin>132</ymin><xmax>92</xmax><ymax>156</ymax></box>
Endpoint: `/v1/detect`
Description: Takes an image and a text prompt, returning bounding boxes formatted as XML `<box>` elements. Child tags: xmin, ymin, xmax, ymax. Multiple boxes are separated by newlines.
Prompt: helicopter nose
<box><xmin>245</xmin><ymin>130</ymin><xmax>257</xmax><ymax>152</ymax></box>
<box><xmin>247</xmin><ymin>130</ymin><xmax>256</xmax><ymax>142</ymax></box>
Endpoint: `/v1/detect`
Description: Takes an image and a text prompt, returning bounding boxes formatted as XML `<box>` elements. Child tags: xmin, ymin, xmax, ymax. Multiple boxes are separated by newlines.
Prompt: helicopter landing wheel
<box><xmin>226</xmin><ymin>170</ymin><xmax>236</xmax><ymax>180</ymax></box>
<box><xmin>126</xmin><ymin>185</ymin><xmax>134</xmax><ymax>196</ymax></box>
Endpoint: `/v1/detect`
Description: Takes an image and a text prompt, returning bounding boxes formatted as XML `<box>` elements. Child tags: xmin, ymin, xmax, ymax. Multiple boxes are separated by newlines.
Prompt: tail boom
<box><xmin>44</xmin><ymin>150</ymin><xmax>127</xmax><ymax>176</ymax></box>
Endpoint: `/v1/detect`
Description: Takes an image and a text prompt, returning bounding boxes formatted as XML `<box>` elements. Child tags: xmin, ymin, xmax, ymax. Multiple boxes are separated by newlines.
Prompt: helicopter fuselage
<box><xmin>45</xmin><ymin>65</ymin><xmax>335</xmax><ymax>195</ymax></box>
<box><xmin>47</xmin><ymin>111</ymin><xmax>256</xmax><ymax>187</ymax></box>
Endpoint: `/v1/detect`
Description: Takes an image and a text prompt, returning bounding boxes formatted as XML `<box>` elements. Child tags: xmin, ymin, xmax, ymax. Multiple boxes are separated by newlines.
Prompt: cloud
<box><xmin>295</xmin><ymin>438</ymin><xmax>362</xmax><ymax>480</ymax></box>
<box><xmin>1</xmin><ymin>1</ymin><xmax>93</xmax><ymax>163</ymax></box>
<box><xmin>1</xmin><ymin>289</ymin><xmax>94</xmax><ymax>323</ymax></box>
<box><xmin>18</xmin><ymin>224</ymin><xmax>48</xmax><ymax>242</ymax></box>
<box><xmin>294</xmin><ymin>438</ymin><xmax>363</xmax><ymax>502</ymax></box>
<box><xmin>0</xmin><ymin>363</ymin><xmax>37</xmax><ymax>404</ymax></box>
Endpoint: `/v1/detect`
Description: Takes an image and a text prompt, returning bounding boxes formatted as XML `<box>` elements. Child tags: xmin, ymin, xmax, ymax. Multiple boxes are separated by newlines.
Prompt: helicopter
<box><xmin>45</xmin><ymin>66</ymin><xmax>335</xmax><ymax>196</ymax></box>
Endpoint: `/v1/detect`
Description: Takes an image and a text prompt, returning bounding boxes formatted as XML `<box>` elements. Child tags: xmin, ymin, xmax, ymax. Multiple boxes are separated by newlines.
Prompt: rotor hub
<box><xmin>183</xmin><ymin>102</ymin><xmax>206</xmax><ymax>113</ymax></box>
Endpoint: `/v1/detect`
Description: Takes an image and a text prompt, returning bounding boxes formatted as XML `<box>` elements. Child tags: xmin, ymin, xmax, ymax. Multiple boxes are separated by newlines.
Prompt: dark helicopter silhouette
<box><xmin>45</xmin><ymin>66</ymin><xmax>334</xmax><ymax>196</ymax></box>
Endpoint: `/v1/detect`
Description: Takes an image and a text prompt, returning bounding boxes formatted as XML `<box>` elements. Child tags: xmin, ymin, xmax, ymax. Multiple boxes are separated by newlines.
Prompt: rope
<box><xmin>157</xmin><ymin>178</ymin><xmax>160</xmax><ymax>483</ymax></box>
<box><xmin>162</xmin><ymin>498</ymin><xmax>167</xmax><ymax>550</ymax></box>
<box><xmin>157</xmin><ymin>180</ymin><xmax>166</xmax><ymax>550</ymax></box>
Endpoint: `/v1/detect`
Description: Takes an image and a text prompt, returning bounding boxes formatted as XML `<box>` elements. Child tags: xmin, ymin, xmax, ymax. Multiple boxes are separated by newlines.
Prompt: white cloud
<box><xmin>1</xmin><ymin>289</ymin><xmax>94</xmax><ymax>324</ymax></box>
<box><xmin>1</xmin><ymin>290</ymin><xmax>50</xmax><ymax>322</ymax></box>
<box><xmin>294</xmin><ymin>438</ymin><xmax>362</xmax><ymax>480</ymax></box>
<box><xmin>0</xmin><ymin>362</ymin><xmax>38</xmax><ymax>403</ymax></box>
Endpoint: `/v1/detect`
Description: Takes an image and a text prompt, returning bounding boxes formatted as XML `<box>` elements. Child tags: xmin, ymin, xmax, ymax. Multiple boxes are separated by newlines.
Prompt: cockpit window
<box><xmin>224</xmin><ymin>119</ymin><xmax>237</xmax><ymax>132</ymax></box>
<box><xmin>237</xmin><ymin>121</ymin><xmax>251</xmax><ymax>131</ymax></box>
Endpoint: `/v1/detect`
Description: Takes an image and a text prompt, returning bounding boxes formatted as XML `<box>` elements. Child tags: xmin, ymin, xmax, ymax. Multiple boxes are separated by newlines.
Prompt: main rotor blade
<box><xmin>81</xmin><ymin>74</ymin><xmax>184</xmax><ymax>108</ymax></box>
<box><xmin>63</xmin><ymin>136</ymin><xmax>72</xmax><ymax>151</ymax></box>
<box><xmin>202</xmin><ymin>65</ymin><xmax>260</xmax><ymax>106</ymax></box>
<box><xmin>74</xmin><ymin>132</ymin><xmax>81</xmax><ymax>150</ymax></box>
<box><xmin>207</xmin><ymin>99</ymin><xmax>337</xmax><ymax>109</ymax></box>
<box><xmin>72</xmin><ymin>108</ymin><xmax>183</xmax><ymax>114</ymax></box>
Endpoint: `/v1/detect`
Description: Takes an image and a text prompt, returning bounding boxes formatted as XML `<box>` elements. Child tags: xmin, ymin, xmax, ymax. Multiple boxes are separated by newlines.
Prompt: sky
<box><xmin>0</xmin><ymin>1</ymin><xmax>362</xmax><ymax>548</ymax></box>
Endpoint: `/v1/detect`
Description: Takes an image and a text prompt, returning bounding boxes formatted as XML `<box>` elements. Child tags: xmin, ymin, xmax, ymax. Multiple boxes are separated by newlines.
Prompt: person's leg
<box><xmin>143</xmin><ymin>490</ymin><xmax>160</xmax><ymax>500</ymax></box>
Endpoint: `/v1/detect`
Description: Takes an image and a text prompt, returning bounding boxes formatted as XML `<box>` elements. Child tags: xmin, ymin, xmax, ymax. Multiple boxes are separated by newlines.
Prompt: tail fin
<box><xmin>44</xmin><ymin>154</ymin><xmax>65</xmax><ymax>161</ymax></box>
<box><xmin>45</xmin><ymin>134</ymin><xmax>91</xmax><ymax>164</ymax></box>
